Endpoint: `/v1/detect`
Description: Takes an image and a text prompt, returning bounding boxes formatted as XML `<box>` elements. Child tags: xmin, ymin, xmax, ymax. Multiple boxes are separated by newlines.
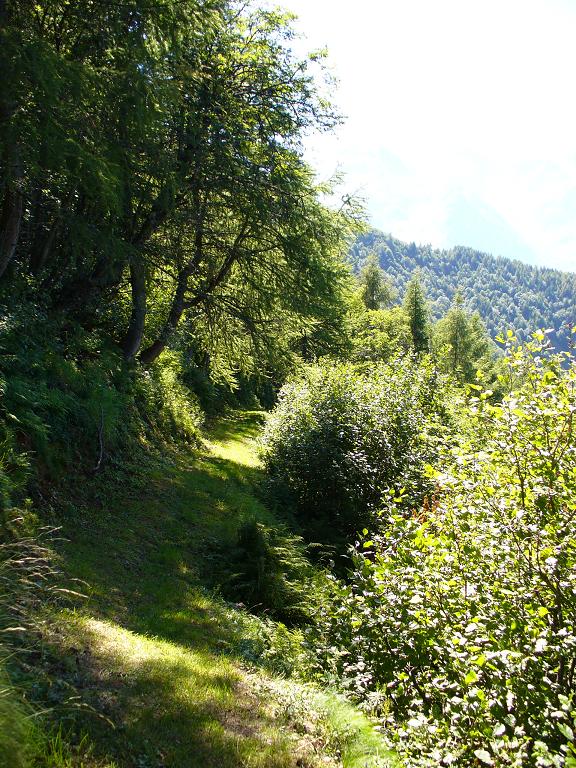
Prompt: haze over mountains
<box><xmin>351</xmin><ymin>230</ymin><xmax>576</xmax><ymax>346</ymax></box>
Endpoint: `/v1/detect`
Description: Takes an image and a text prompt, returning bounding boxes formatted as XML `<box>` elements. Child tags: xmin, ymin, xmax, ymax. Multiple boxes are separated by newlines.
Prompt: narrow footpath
<box><xmin>36</xmin><ymin>412</ymin><xmax>396</xmax><ymax>768</ymax></box>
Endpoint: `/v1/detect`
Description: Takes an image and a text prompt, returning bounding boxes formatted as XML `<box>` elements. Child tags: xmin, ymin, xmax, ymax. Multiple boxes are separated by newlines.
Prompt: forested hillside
<box><xmin>350</xmin><ymin>231</ymin><xmax>576</xmax><ymax>345</ymax></box>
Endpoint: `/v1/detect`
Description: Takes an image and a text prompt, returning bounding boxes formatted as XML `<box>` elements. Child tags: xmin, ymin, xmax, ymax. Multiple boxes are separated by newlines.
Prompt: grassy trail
<box><xmin>31</xmin><ymin>412</ymin><xmax>395</xmax><ymax>768</ymax></box>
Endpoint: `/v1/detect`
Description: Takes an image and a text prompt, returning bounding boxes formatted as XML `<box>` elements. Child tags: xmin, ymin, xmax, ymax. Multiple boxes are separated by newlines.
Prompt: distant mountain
<box><xmin>350</xmin><ymin>231</ymin><xmax>576</xmax><ymax>347</ymax></box>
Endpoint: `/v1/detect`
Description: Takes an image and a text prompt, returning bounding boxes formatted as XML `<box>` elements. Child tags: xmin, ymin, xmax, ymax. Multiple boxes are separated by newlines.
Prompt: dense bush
<box><xmin>308</xmin><ymin>334</ymin><xmax>576</xmax><ymax>766</ymax></box>
<box><xmin>260</xmin><ymin>358</ymin><xmax>449</xmax><ymax>543</ymax></box>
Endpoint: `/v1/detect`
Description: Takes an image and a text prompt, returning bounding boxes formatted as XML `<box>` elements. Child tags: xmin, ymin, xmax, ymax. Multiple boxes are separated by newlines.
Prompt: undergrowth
<box><xmin>0</xmin><ymin>512</ymin><xmax>78</xmax><ymax>767</ymax></box>
<box><xmin>0</xmin><ymin>306</ymin><xmax>204</xmax><ymax>525</ymax></box>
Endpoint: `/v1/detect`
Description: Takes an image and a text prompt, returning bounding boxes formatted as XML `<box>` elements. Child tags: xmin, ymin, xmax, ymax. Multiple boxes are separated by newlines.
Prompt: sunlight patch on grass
<box><xmin>53</xmin><ymin>614</ymin><xmax>363</xmax><ymax>768</ymax></box>
<box><xmin>35</xmin><ymin>410</ymin><xmax>398</xmax><ymax>768</ymax></box>
<box><xmin>204</xmin><ymin>410</ymin><xmax>265</xmax><ymax>469</ymax></box>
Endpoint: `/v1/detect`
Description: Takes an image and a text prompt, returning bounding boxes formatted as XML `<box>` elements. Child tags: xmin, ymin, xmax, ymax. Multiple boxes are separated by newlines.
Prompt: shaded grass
<box><xmin>50</xmin><ymin>616</ymin><xmax>316</xmax><ymax>768</ymax></box>
<box><xmin>18</xmin><ymin>410</ymin><xmax>397</xmax><ymax>767</ymax></box>
<box><xmin>0</xmin><ymin>674</ymin><xmax>36</xmax><ymax>768</ymax></box>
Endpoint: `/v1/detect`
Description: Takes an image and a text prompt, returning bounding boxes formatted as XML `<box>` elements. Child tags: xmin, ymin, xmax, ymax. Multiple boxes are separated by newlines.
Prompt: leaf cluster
<box><xmin>260</xmin><ymin>357</ymin><xmax>450</xmax><ymax>547</ymax></box>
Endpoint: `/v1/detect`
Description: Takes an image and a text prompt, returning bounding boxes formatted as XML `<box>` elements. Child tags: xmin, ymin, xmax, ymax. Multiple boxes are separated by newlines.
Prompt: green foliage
<box><xmin>223</xmin><ymin>520</ymin><xmax>318</xmax><ymax>625</ymax></box>
<box><xmin>0</xmin><ymin>307</ymin><xmax>132</xmax><ymax>484</ymax></box>
<box><xmin>0</xmin><ymin>673</ymin><xmax>36</xmax><ymax>768</ymax></box>
<box><xmin>351</xmin><ymin>231</ymin><xmax>576</xmax><ymax>350</ymax></box>
<box><xmin>137</xmin><ymin>350</ymin><xmax>203</xmax><ymax>444</ymax></box>
<box><xmin>260</xmin><ymin>359</ymin><xmax>449</xmax><ymax>544</ymax></box>
<box><xmin>358</xmin><ymin>253</ymin><xmax>396</xmax><ymax>310</ymax></box>
<box><xmin>308</xmin><ymin>334</ymin><xmax>576</xmax><ymax>766</ymax></box>
<box><xmin>348</xmin><ymin>307</ymin><xmax>412</xmax><ymax>363</ymax></box>
<box><xmin>0</xmin><ymin>0</ymin><xmax>354</xmax><ymax>386</ymax></box>
<box><xmin>0</xmin><ymin>307</ymin><xmax>203</xmax><ymax>512</ymax></box>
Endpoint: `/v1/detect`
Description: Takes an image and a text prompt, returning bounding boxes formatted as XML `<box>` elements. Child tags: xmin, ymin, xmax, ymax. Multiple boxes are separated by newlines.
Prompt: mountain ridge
<box><xmin>350</xmin><ymin>230</ymin><xmax>576</xmax><ymax>345</ymax></box>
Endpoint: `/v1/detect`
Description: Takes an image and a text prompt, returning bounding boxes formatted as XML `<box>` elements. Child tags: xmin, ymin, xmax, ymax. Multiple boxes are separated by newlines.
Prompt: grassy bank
<box><xmin>7</xmin><ymin>412</ymin><xmax>396</xmax><ymax>768</ymax></box>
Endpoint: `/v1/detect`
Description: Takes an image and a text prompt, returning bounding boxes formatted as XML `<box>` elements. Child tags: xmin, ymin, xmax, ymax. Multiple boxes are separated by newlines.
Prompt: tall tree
<box><xmin>403</xmin><ymin>273</ymin><xmax>430</xmax><ymax>353</ymax></box>
<box><xmin>434</xmin><ymin>291</ymin><xmax>494</xmax><ymax>383</ymax></box>
<box><xmin>358</xmin><ymin>252</ymin><xmax>395</xmax><ymax>310</ymax></box>
<box><xmin>0</xmin><ymin>1</ymin><xmax>353</xmax><ymax>370</ymax></box>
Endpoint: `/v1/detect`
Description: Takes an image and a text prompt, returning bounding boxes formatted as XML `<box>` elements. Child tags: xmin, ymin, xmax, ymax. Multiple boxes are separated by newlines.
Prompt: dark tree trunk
<box><xmin>0</xmin><ymin>1</ymin><xmax>23</xmax><ymax>278</ymax></box>
<box><xmin>30</xmin><ymin>217</ymin><xmax>59</xmax><ymax>275</ymax></box>
<box><xmin>140</xmin><ymin>273</ymin><xmax>188</xmax><ymax>364</ymax></box>
<box><xmin>139</xmin><ymin>216</ymin><xmax>250</xmax><ymax>364</ymax></box>
<box><xmin>0</xmin><ymin>162</ymin><xmax>23</xmax><ymax>279</ymax></box>
<box><xmin>118</xmin><ymin>185</ymin><xmax>181</xmax><ymax>359</ymax></box>
<box><xmin>122</xmin><ymin>259</ymin><xmax>147</xmax><ymax>360</ymax></box>
<box><xmin>139</xmin><ymin>182</ymin><xmax>206</xmax><ymax>365</ymax></box>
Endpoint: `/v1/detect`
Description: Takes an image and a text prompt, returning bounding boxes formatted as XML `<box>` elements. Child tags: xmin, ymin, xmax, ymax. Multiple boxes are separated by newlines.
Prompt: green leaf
<box><xmin>558</xmin><ymin>723</ymin><xmax>575</xmax><ymax>741</ymax></box>
<box><xmin>464</xmin><ymin>669</ymin><xmax>478</xmax><ymax>685</ymax></box>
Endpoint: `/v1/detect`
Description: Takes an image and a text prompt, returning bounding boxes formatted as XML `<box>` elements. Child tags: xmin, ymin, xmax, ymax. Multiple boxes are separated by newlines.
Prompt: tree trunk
<box><xmin>139</xmin><ymin>182</ymin><xmax>206</xmax><ymax>365</ymax></box>
<box><xmin>0</xmin><ymin>163</ymin><xmax>23</xmax><ymax>279</ymax></box>
<box><xmin>139</xmin><ymin>273</ymin><xmax>188</xmax><ymax>364</ymax></box>
<box><xmin>119</xmin><ymin>187</ymin><xmax>181</xmax><ymax>358</ymax></box>
<box><xmin>141</xmin><ymin>211</ymin><xmax>252</xmax><ymax>362</ymax></box>
<box><xmin>122</xmin><ymin>259</ymin><xmax>147</xmax><ymax>360</ymax></box>
<box><xmin>0</xmin><ymin>2</ymin><xmax>23</xmax><ymax>279</ymax></box>
<box><xmin>30</xmin><ymin>217</ymin><xmax>59</xmax><ymax>275</ymax></box>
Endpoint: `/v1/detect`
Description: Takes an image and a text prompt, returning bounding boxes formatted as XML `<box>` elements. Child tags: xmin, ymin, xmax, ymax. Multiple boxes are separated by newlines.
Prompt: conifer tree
<box><xmin>434</xmin><ymin>291</ymin><xmax>494</xmax><ymax>383</ymax></box>
<box><xmin>358</xmin><ymin>253</ymin><xmax>395</xmax><ymax>310</ymax></box>
<box><xmin>403</xmin><ymin>273</ymin><xmax>430</xmax><ymax>353</ymax></box>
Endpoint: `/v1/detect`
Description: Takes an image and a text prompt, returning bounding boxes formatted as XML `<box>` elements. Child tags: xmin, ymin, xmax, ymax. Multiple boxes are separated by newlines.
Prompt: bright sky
<box><xmin>277</xmin><ymin>0</ymin><xmax>576</xmax><ymax>272</ymax></box>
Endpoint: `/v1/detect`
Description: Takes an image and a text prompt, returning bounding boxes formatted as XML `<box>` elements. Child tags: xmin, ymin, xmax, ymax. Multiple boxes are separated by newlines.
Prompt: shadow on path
<box><xmin>40</xmin><ymin>410</ymin><xmax>311</xmax><ymax>768</ymax></box>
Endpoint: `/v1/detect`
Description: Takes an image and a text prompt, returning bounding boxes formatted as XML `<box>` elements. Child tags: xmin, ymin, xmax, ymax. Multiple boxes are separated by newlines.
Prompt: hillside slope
<box><xmin>351</xmin><ymin>231</ymin><xmax>576</xmax><ymax>345</ymax></box>
<box><xmin>12</xmin><ymin>413</ymin><xmax>395</xmax><ymax>768</ymax></box>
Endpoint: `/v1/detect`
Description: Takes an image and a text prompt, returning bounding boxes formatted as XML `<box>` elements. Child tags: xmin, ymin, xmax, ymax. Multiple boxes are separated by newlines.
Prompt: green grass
<box><xmin>0</xmin><ymin>675</ymin><xmax>37</xmax><ymax>768</ymax></box>
<box><xmin>13</xmin><ymin>410</ymin><xmax>397</xmax><ymax>767</ymax></box>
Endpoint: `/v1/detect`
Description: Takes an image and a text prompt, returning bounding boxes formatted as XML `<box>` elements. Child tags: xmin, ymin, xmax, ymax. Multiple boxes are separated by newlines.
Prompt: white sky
<box><xmin>276</xmin><ymin>0</ymin><xmax>576</xmax><ymax>272</ymax></box>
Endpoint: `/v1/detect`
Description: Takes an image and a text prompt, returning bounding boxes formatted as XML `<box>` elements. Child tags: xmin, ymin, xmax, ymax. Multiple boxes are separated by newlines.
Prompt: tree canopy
<box><xmin>0</xmin><ymin>0</ymin><xmax>356</xmax><ymax>376</ymax></box>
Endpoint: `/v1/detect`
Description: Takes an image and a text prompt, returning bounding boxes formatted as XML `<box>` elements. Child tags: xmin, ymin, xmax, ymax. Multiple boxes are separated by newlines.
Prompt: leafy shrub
<box><xmin>308</xmin><ymin>334</ymin><xmax>576</xmax><ymax>766</ymax></box>
<box><xmin>234</xmin><ymin>616</ymin><xmax>308</xmax><ymax>677</ymax></box>
<box><xmin>260</xmin><ymin>358</ymin><xmax>448</xmax><ymax>543</ymax></box>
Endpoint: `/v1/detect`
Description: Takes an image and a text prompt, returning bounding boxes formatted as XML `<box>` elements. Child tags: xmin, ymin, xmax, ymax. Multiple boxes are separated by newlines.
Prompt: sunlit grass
<box><xmin>23</xmin><ymin>410</ymin><xmax>397</xmax><ymax>767</ymax></box>
<box><xmin>53</xmin><ymin>616</ymin><xmax>310</xmax><ymax>768</ymax></box>
<box><xmin>205</xmin><ymin>410</ymin><xmax>266</xmax><ymax>469</ymax></box>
